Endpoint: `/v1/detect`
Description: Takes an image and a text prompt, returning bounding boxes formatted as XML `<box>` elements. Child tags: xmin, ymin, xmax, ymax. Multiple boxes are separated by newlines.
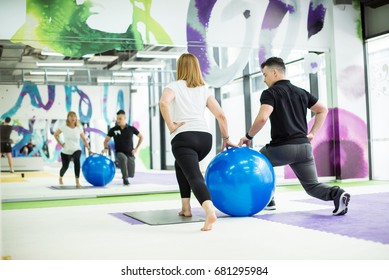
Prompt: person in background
<box><xmin>239</xmin><ymin>56</ymin><xmax>350</xmax><ymax>216</ymax></box>
<box><xmin>54</xmin><ymin>111</ymin><xmax>91</xmax><ymax>188</ymax></box>
<box><xmin>0</xmin><ymin>117</ymin><xmax>14</xmax><ymax>173</ymax></box>
<box><xmin>103</xmin><ymin>110</ymin><xmax>144</xmax><ymax>186</ymax></box>
<box><xmin>160</xmin><ymin>53</ymin><xmax>237</xmax><ymax>231</ymax></box>
<box><xmin>20</xmin><ymin>141</ymin><xmax>35</xmax><ymax>156</ymax></box>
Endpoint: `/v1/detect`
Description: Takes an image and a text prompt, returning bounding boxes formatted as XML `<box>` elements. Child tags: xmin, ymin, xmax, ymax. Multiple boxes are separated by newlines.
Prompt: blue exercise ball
<box><xmin>82</xmin><ymin>154</ymin><xmax>116</xmax><ymax>186</ymax></box>
<box><xmin>205</xmin><ymin>147</ymin><xmax>275</xmax><ymax>217</ymax></box>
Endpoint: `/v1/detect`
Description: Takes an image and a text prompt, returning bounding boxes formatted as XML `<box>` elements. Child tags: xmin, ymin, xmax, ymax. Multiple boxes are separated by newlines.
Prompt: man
<box><xmin>0</xmin><ymin>117</ymin><xmax>14</xmax><ymax>173</ymax></box>
<box><xmin>239</xmin><ymin>57</ymin><xmax>350</xmax><ymax>216</ymax></box>
<box><xmin>103</xmin><ymin>110</ymin><xmax>143</xmax><ymax>185</ymax></box>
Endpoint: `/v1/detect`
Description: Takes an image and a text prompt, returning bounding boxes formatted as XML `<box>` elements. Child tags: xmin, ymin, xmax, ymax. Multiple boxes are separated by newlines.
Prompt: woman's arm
<box><xmin>54</xmin><ymin>129</ymin><xmax>64</xmax><ymax>147</ymax></box>
<box><xmin>159</xmin><ymin>87</ymin><xmax>185</xmax><ymax>133</ymax></box>
<box><xmin>206</xmin><ymin>95</ymin><xmax>237</xmax><ymax>151</ymax></box>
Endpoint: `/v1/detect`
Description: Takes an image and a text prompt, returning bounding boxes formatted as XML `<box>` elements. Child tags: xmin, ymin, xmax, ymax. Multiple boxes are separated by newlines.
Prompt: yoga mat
<box><xmin>255</xmin><ymin>192</ymin><xmax>389</xmax><ymax>245</ymax></box>
<box><xmin>49</xmin><ymin>185</ymin><xmax>93</xmax><ymax>190</ymax></box>
<box><xmin>114</xmin><ymin>208</ymin><xmax>230</xmax><ymax>226</ymax></box>
<box><xmin>123</xmin><ymin>209</ymin><xmax>205</xmax><ymax>225</ymax></box>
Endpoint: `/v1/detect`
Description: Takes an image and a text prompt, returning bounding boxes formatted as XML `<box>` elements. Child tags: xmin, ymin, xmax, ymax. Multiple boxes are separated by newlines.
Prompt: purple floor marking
<box><xmin>129</xmin><ymin>172</ymin><xmax>177</xmax><ymax>185</ymax></box>
<box><xmin>255</xmin><ymin>192</ymin><xmax>389</xmax><ymax>244</ymax></box>
<box><xmin>109</xmin><ymin>212</ymin><xmax>144</xmax><ymax>225</ymax></box>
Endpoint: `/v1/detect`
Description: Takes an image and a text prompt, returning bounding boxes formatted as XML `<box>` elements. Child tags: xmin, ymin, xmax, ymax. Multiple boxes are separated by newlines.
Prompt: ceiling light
<box><xmin>122</xmin><ymin>61</ymin><xmax>165</xmax><ymax>69</ymax></box>
<box><xmin>112</xmin><ymin>72</ymin><xmax>133</xmax><ymax>77</ymax></box>
<box><xmin>136</xmin><ymin>51</ymin><xmax>183</xmax><ymax>59</ymax></box>
<box><xmin>41</xmin><ymin>50</ymin><xmax>65</xmax><ymax>57</ymax></box>
<box><xmin>97</xmin><ymin>77</ymin><xmax>134</xmax><ymax>83</ymax></box>
<box><xmin>30</xmin><ymin>70</ymin><xmax>75</xmax><ymax>75</ymax></box>
<box><xmin>36</xmin><ymin>61</ymin><xmax>84</xmax><ymax>67</ymax></box>
<box><xmin>41</xmin><ymin>50</ymin><xmax>94</xmax><ymax>59</ymax></box>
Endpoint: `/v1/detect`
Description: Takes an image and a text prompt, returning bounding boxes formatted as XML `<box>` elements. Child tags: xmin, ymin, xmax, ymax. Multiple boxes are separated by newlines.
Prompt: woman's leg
<box><xmin>172</xmin><ymin>132</ymin><xmax>215</xmax><ymax>230</ymax></box>
<box><xmin>72</xmin><ymin>150</ymin><xmax>82</xmax><ymax>187</ymax></box>
<box><xmin>59</xmin><ymin>153</ymin><xmax>71</xmax><ymax>184</ymax></box>
<box><xmin>174</xmin><ymin>160</ymin><xmax>192</xmax><ymax>216</ymax></box>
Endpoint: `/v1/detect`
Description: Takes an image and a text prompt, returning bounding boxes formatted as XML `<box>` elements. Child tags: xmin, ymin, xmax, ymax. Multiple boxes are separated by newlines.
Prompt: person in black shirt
<box><xmin>0</xmin><ymin>117</ymin><xmax>14</xmax><ymax>173</ymax></box>
<box><xmin>239</xmin><ymin>57</ymin><xmax>350</xmax><ymax>216</ymax></box>
<box><xmin>103</xmin><ymin>110</ymin><xmax>143</xmax><ymax>185</ymax></box>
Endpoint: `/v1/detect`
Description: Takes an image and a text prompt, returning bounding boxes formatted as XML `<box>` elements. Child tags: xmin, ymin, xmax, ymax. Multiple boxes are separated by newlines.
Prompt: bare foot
<box><xmin>59</xmin><ymin>177</ymin><xmax>64</xmax><ymax>185</ymax></box>
<box><xmin>201</xmin><ymin>212</ymin><xmax>217</xmax><ymax>231</ymax></box>
<box><xmin>178</xmin><ymin>210</ymin><xmax>192</xmax><ymax>217</ymax></box>
<box><xmin>76</xmin><ymin>179</ymin><xmax>81</xmax><ymax>189</ymax></box>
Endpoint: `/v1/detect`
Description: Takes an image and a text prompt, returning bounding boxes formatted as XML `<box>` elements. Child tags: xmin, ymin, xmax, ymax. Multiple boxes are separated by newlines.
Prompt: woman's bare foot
<box><xmin>76</xmin><ymin>179</ymin><xmax>81</xmax><ymax>188</ymax></box>
<box><xmin>179</xmin><ymin>198</ymin><xmax>192</xmax><ymax>217</ymax></box>
<box><xmin>178</xmin><ymin>210</ymin><xmax>192</xmax><ymax>217</ymax></box>
<box><xmin>201</xmin><ymin>200</ymin><xmax>217</xmax><ymax>231</ymax></box>
<box><xmin>201</xmin><ymin>212</ymin><xmax>217</xmax><ymax>231</ymax></box>
<box><xmin>59</xmin><ymin>177</ymin><xmax>64</xmax><ymax>185</ymax></box>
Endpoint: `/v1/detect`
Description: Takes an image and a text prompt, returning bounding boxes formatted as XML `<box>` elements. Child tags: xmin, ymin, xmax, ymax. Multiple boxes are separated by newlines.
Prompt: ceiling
<box><xmin>0</xmin><ymin>40</ymin><xmax>185</xmax><ymax>86</ymax></box>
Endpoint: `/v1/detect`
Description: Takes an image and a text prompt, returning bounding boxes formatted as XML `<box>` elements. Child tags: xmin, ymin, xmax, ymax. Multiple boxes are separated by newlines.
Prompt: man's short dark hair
<box><xmin>116</xmin><ymin>110</ymin><xmax>126</xmax><ymax>115</ymax></box>
<box><xmin>4</xmin><ymin>117</ymin><xmax>11</xmax><ymax>123</ymax></box>
<box><xmin>261</xmin><ymin>57</ymin><xmax>286</xmax><ymax>73</ymax></box>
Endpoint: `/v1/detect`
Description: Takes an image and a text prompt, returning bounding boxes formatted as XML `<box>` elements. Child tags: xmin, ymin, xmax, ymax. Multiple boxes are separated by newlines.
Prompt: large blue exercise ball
<box><xmin>205</xmin><ymin>147</ymin><xmax>275</xmax><ymax>217</ymax></box>
<box><xmin>82</xmin><ymin>154</ymin><xmax>116</xmax><ymax>186</ymax></box>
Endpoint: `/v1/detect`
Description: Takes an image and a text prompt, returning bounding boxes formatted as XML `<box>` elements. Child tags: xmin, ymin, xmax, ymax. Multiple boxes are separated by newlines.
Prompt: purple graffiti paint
<box><xmin>261</xmin><ymin>0</ymin><xmax>295</xmax><ymax>30</ymax></box>
<box><xmin>187</xmin><ymin>25</ymin><xmax>210</xmax><ymax>75</ymax></box>
<box><xmin>307</xmin><ymin>1</ymin><xmax>327</xmax><ymax>39</ymax></box>
<box><xmin>285</xmin><ymin>108</ymin><xmax>368</xmax><ymax>179</ymax></box>
<box><xmin>194</xmin><ymin>0</ymin><xmax>217</xmax><ymax>27</ymax></box>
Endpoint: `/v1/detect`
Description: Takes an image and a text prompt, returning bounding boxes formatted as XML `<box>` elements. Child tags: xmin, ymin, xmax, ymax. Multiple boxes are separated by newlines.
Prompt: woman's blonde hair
<box><xmin>176</xmin><ymin>53</ymin><xmax>205</xmax><ymax>88</ymax></box>
<box><xmin>66</xmin><ymin>111</ymin><xmax>79</xmax><ymax>127</ymax></box>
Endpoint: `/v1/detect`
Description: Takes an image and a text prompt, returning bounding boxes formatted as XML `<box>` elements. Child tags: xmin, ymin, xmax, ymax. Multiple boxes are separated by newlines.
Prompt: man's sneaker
<box><xmin>264</xmin><ymin>198</ymin><xmax>276</xmax><ymax>210</ymax></box>
<box><xmin>333</xmin><ymin>191</ymin><xmax>350</xmax><ymax>216</ymax></box>
<box><xmin>123</xmin><ymin>178</ymin><xmax>130</xmax><ymax>186</ymax></box>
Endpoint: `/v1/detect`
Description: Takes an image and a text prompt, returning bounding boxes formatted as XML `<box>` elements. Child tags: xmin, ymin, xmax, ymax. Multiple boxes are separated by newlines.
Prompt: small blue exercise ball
<box><xmin>82</xmin><ymin>154</ymin><xmax>116</xmax><ymax>186</ymax></box>
<box><xmin>205</xmin><ymin>147</ymin><xmax>275</xmax><ymax>217</ymax></box>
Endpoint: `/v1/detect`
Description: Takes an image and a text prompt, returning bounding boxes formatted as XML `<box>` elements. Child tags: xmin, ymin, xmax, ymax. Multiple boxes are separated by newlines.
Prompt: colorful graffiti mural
<box><xmin>0</xmin><ymin>84</ymin><xmax>126</xmax><ymax>163</ymax></box>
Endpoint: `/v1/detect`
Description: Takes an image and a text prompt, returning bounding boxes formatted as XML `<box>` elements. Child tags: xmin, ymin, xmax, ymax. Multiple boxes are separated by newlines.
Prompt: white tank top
<box><xmin>166</xmin><ymin>80</ymin><xmax>211</xmax><ymax>140</ymax></box>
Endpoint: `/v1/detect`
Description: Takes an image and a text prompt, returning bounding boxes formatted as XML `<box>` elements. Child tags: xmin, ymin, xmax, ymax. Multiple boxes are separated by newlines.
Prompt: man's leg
<box><xmin>127</xmin><ymin>156</ymin><xmax>135</xmax><ymax>178</ymax></box>
<box><xmin>116</xmin><ymin>152</ymin><xmax>129</xmax><ymax>185</ymax></box>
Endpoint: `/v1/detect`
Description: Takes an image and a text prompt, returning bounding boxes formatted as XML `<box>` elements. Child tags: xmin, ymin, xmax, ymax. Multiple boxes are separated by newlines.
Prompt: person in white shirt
<box><xmin>160</xmin><ymin>53</ymin><xmax>236</xmax><ymax>231</ymax></box>
<box><xmin>54</xmin><ymin>111</ymin><xmax>91</xmax><ymax>188</ymax></box>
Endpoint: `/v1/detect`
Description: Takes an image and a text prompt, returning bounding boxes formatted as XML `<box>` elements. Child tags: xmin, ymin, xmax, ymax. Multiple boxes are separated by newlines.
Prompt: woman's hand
<box><xmin>221</xmin><ymin>138</ymin><xmax>239</xmax><ymax>152</ymax></box>
<box><xmin>169</xmin><ymin>122</ymin><xmax>185</xmax><ymax>134</ymax></box>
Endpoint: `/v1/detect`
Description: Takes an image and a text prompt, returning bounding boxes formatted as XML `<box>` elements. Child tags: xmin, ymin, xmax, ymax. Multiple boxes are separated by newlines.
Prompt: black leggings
<box><xmin>171</xmin><ymin>131</ymin><xmax>212</xmax><ymax>205</ymax></box>
<box><xmin>60</xmin><ymin>150</ymin><xmax>82</xmax><ymax>178</ymax></box>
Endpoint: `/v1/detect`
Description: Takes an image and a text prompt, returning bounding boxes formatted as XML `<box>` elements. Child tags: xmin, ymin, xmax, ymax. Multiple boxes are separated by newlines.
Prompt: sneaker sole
<box><xmin>333</xmin><ymin>193</ymin><xmax>350</xmax><ymax>216</ymax></box>
<box><xmin>264</xmin><ymin>206</ymin><xmax>276</xmax><ymax>210</ymax></box>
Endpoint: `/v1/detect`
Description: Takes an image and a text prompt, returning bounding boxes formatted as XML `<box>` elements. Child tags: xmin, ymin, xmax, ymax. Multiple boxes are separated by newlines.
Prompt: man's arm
<box><xmin>132</xmin><ymin>132</ymin><xmax>144</xmax><ymax>156</ymax></box>
<box><xmin>239</xmin><ymin>104</ymin><xmax>273</xmax><ymax>146</ymax></box>
<box><xmin>307</xmin><ymin>100</ymin><xmax>328</xmax><ymax>141</ymax></box>
<box><xmin>102</xmin><ymin>135</ymin><xmax>111</xmax><ymax>153</ymax></box>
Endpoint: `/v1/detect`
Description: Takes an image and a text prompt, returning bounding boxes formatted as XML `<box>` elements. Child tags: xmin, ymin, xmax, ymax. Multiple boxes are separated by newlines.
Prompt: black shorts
<box><xmin>0</xmin><ymin>142</ymin><xmax>12</xmax><ymax>153</ymax></box>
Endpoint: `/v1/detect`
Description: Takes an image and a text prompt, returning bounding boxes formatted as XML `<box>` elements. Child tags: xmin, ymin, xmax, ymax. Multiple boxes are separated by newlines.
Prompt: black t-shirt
<box><xmin>0</xmin><ymin>125</ymin><xmax>13</xmax><ymax>143</ymax></box>
<box><xmin>108</xmin><ymin>125</ymin><xmax>140</xmax><ymax>156</ymax></box>
<box><xmin>260</xmin><ymin>80</ymin><xmax>318</xmax><ymax>146</ymax></box>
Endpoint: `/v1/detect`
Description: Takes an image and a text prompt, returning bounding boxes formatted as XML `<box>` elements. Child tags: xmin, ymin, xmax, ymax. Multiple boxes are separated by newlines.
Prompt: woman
<box><xmin>54</xmin><ymin>111</ymin><xmax>91</xmax><ymax>188</ymax></box>
<box><xmin>160</xmin><ymin>53</ymin><xmax>236</xmax><ymax>231</ymax></box>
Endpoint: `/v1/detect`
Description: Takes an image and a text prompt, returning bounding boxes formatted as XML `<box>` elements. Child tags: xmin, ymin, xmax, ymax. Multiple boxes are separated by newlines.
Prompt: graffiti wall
<box><xmin>0</xmin><ymin>84</ymin><xmax>132</xmax><ymax>162</ymax></box>
<box><xmin>0</xmin><ymin>0</ymin><xmax>369</xmax><ymax>179</ymax></box>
